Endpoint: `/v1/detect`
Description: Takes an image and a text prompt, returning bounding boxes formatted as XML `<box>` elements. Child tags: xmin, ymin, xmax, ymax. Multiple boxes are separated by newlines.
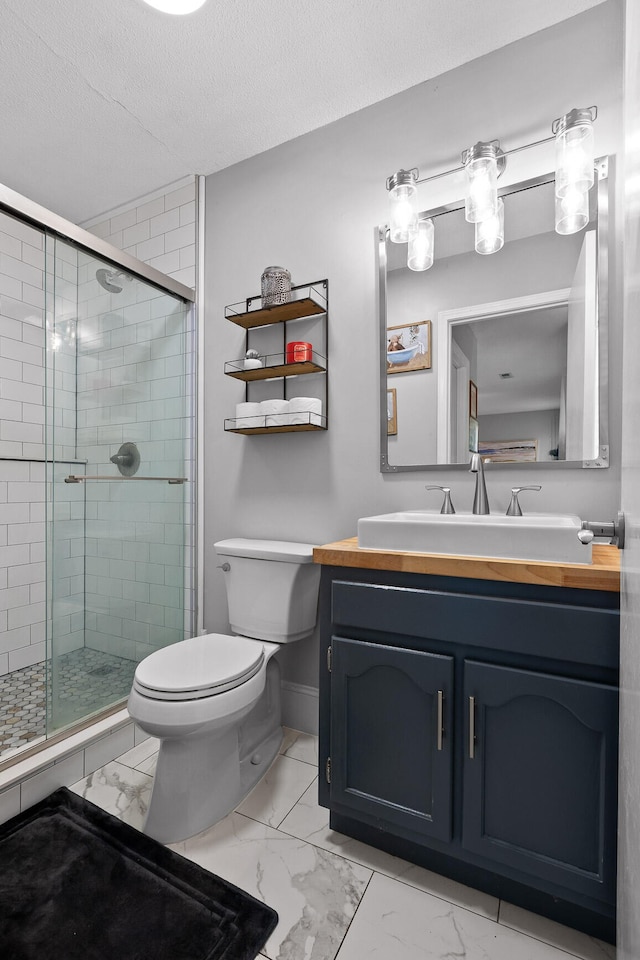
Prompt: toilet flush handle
<box><xmin>218</xmin><ymin>562</ymin><xmax>230</xmax><ymax>572</ymax></box>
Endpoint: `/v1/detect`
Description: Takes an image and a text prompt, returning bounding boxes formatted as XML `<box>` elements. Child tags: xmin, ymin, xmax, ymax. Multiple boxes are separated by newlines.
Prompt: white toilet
<box><xmin>127</xmin><ymin>538</ymin><xmax>320</xmax><ymax>843</ymax></box>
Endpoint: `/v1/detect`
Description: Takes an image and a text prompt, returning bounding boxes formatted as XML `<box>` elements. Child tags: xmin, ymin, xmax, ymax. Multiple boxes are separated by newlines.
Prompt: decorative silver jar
<box><xmin>261</xmin><ymin>266</ymin><xmax>291</xmax><ymax>307</ymax></box>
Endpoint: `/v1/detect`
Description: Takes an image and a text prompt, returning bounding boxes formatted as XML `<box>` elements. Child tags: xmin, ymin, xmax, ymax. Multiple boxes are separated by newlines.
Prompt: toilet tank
<box><xmin>214</xmin><ymin>539</ymin><xmax>320</xmax><ymax>643</ymax></box>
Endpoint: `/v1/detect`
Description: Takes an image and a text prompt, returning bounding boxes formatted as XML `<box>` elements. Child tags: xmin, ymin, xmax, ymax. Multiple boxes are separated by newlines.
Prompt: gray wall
<box><xmin>204</xmin><ymin>2</ymin><xmax>623</xmax><ymax>690</ymax></box>
<box><xmin>478</xmin><ymin>410</ymin><xmax>560</xmax><ymax>464</ymax></box>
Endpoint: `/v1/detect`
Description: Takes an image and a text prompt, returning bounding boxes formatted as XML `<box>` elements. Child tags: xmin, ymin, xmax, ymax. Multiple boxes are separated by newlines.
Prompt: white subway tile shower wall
<box><xmin>84</xmin><ymin>180</ymin><xmax>196</xmax><ymax>292</ymax></box>
<box><xmin>0</xmin><ymin>461</ymin><xmax>46</xmax><ymax>676</ymax></box>
<box><xmin>0</xmin><ymin>227</ymin><xmax>110</xmax><ymax>673</ymax></box>
<box><xmin>84</xmin><ymin>179</ymin><xmax>197</xmax><ymax>645</ymax></box>
<box><xmin>0</xmin><ymin>220</ymin><xmax>81</xmax><ymax>673</ymax></box>
<box><xmin>44</xmin><ymin>237</ymin><xmax>79</xmax><ymax>463</ymax></box>
<box><xmin>75</xmin><ymin>269</ymin><xmax>191</xmax><ymax>662</ymax></box>
<box><xmin>0</xmin><ymin>213</ymin><xmax>47</xmax><ymax>673</ymax></box>
<box><xmin>0</xmin><ymin>213</ymin><xmax>45</xmax><ymax>460</ymax></box>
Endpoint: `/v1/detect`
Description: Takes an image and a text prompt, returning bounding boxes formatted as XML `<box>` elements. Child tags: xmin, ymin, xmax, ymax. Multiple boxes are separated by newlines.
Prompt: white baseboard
<box><xmin>281</xmin><ymin>681</ymin><xmax>319</xmax><ymax>736</ymax></box>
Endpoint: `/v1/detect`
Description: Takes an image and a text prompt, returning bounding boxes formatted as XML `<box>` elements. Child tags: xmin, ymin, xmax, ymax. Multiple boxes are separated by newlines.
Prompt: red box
<box><xmin>285</xmin><ymin>341</ymin><xmax>312</xmax><ymax>363</ymax></box>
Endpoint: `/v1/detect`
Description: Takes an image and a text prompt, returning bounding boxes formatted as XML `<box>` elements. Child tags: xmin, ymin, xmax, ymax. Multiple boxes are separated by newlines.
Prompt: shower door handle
<box><xmin>65</xmin><ymin>475</ymin><xmax>187</xmax><ymax>484</ymax></box>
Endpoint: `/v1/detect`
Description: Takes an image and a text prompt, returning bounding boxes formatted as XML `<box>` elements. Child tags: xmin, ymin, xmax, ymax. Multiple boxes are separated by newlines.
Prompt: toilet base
<box><xmin>141</xmin><ymin>657</ymin><xmax>284</xmax><ymax>843</ymax></box>
<box><xmin>145</xmin><ymin>725</ymin><xmax>240</xmax><ymax>842</ymax></box>
<box><xmin>144</xmin><ymin>724</ymin><xmax>283</xmax><ymax>843</ymax></box>
<box><xmin>239</xmin><ymin>726</ymin><xmax>283</xmax><ymax>796</ymax></box>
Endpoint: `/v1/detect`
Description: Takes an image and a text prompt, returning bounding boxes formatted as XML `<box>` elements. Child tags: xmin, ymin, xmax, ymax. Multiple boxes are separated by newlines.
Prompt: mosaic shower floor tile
<box><xmin>0</xmin><ymin>648</ymin><xmax>135</xmax><ymax>759</ymax></box>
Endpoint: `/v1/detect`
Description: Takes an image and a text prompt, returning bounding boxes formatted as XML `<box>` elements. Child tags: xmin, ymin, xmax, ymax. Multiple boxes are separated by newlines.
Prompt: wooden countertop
<box><xmin>313</xmin><ymin>538</ymin><xmax>620</xmax><ymax>593</ymax></box>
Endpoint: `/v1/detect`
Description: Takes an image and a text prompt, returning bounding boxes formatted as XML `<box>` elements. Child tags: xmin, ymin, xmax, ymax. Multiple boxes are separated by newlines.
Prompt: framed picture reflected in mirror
<box><xmin>469</xmin><ymin>380</ymin><xmax>478</xmax><ymax>419</ymax></box>
<box><xmin>387</xmin><ymin>388</ymin><xmax>398</xmax><ymax>435</ymax></box>
<box><xmin>387</xmin><ymin>320</ymin><xmax>432</xmax><ymax>374</ymax></box>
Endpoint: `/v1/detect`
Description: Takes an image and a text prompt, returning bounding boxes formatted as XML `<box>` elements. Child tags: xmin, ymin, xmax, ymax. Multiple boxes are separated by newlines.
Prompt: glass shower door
<box><xmin>45</xmin><ymin>238</ymin><xmax>194</xmax><ymax>733</ymax></box>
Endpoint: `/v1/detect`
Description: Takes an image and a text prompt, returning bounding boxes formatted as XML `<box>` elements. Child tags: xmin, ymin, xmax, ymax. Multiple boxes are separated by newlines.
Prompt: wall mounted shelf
<box><xmin>224</xmin><ymin>413</ymin><xmax>327</xmax><ymax>435</ymax></box>
<box><xmin>224</xmin><ymin>350</ymin><xmax>327</xmax><ymax>382</ymax></box>
<box><xmin>224</xmin><ymin>279</ymin><xmax>329</xmax><ymax>435</ymax></box>
<box><xmin>225</xmin><ymin>296</ymin><xmax>326</xmax><ymax>329</ymax></box>
<box><xmin>225</xmin><ymin>280</ymin><xmax>327</xmax><ymax>331</ymax></box>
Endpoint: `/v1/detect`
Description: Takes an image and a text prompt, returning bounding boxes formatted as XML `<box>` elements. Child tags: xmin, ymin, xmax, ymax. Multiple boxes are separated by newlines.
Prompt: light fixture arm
<box><xmin>409</xmin><ymin>134</ymin><xmax>556</xmax><ymax>189</ymax></box>
<box><xmin>390</xmin><ymin>106</ymin><xmax>597</xmax><ymax>191</ymax></box>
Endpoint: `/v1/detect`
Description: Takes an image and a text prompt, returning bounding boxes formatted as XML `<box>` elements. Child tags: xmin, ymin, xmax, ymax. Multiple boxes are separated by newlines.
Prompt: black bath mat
<box><xmin>0</xmin><ymin>787</ymin><xmax>277</xmax><ymax>960</ymax></box>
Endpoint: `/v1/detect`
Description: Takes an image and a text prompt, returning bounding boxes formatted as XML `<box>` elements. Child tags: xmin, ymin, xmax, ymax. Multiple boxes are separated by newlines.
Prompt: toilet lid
<box><xmin>133</xmin><ymin>633</ymin><xmax>265</xmax><ymax>701</ymax></box>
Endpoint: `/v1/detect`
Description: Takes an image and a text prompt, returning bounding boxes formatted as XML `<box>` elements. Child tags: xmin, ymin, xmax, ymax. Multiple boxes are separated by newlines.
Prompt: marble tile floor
<box><xmin>69</xmin><ymin>728</ymin><xmax>616</xmax><ymax>960</ymax></box>
<box><xmin>0</xmin><ymin>649</ymin><xmax>135</xmax><ymax>758</ymax></box>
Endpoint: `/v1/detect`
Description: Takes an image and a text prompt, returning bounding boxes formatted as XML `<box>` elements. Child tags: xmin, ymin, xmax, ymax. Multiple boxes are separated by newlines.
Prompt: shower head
<box><xmin>95</xmin><ymin>268</ymin><xmax>131</xmax><ymax>293</ymax></box>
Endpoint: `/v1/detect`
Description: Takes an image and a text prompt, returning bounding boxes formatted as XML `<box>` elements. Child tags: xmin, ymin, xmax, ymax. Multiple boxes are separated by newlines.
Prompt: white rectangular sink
<box><xmin>357</xmin><ymin>511</ymin><xmax>591</xmax><ymax>565</ymax></box>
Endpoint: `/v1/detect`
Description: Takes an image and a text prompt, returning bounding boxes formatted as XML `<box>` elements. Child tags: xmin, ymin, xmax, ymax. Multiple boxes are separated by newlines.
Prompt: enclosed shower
<box><xmin>0</xmin><ymin>187</ymin><xmax>196</xmax><ymax>761</ymax></box>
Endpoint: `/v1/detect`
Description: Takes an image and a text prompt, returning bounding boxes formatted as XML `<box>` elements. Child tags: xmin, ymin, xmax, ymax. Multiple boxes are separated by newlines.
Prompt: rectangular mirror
<box><xmin>378</xmin><ymin>159</ymin><xmax>611</xmax><ymax>472</ymax></box>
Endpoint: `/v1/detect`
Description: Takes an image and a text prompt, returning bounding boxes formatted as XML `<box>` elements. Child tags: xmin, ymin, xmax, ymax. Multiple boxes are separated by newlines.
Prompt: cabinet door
<box><xmin>462</xmin><ymin>660</ymin><xmax>618</xmax><ymax>903</ymax></box>
<box><xmin>330</xmin><ymin>636</ymin><xmax>454</xmax><ymax>842</ymax></box>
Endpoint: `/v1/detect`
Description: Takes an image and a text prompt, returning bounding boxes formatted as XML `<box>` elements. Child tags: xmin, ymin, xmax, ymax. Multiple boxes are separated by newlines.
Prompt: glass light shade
<box><xmin>555</xmin><ymin>187</ymin><xmax>589</xmax><ymax>235</ymax></box>
<box><xmin>407</xmin><ymin>219</ymin><xmax>435</xmax><ymax>271</ymax></box>
<box><xmin>389</xmin><ymin>181</ymin><xmax>419</xmax><ymax>243</ymax></box>
<box><xmin>464</xmin><ymin>155</ymin><xmax>499</xmax><ymax>224</ymax></box>
<box><xmin>475</xmin><ymin>198</ymin><xmax>504</xmax><ymax>255</ymax></box>
<box><xmin>554</xmin><ymin>111</ymin><xmax>595</xmax><ymax>198</ymax></box>
<box><xmin>141</xmin><ymin>0</ymin><xmax>207</xmax><ymax>13</ymax></box>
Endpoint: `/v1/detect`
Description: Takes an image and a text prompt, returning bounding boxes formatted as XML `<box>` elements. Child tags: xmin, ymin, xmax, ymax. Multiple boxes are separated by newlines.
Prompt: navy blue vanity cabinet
<box><xmin>462</xmin><ymin>660</ymin><xmax>618</xmax><ymax>903</ymax></box>
<box><xmin>331</xmin><ymin>636</ymin><xmax>454</xmax><ymax>842</ymax></box>
<box><xmin>317</xmin><ymin>563</ymin><xmax>620</xmax><ymax>942</ymax></box>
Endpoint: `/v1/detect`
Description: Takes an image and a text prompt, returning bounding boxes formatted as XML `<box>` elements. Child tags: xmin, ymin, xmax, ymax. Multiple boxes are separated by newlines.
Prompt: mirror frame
<box><xmin>378</xmin><ymin>156</ymin><xmax>612</xmax><ymax>473</ymax></box>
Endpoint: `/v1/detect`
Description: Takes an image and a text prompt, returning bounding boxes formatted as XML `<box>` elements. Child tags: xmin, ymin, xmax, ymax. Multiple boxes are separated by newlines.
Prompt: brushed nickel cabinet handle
<box><xmin>469</xmin><ymin>695</ymin><xmax>476</xmax><ymax>759</ymax></box>
<box><xmin>437</xmin><ymin>690</ymin><xmax>444</xmax><ymax>751</ymax></box>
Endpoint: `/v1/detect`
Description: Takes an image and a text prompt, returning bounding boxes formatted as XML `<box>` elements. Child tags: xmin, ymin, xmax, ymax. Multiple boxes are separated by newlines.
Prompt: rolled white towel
<box><xmin>289</xmin><ymin>397</ymin><xmax>323</xmax><ymax>425</ymax></box>
<box><xmin>235</xmin><ymin>401</ymin><xmax>264</xmax><ymax>429</ymax></box>
<box><xmin>260</xmin><ymin>398</ymin><xmax>292</xmax><ymax>427</ymax></box>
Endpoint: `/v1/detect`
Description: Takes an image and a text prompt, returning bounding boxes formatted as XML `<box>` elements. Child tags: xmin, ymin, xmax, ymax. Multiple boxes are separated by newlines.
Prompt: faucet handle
<box><xmin>425</xmin><ymin>485</ymin><xmax>456</xmax><ymax>515</ymax></box>
<box><xmin>506</xmin><ymin>485</ymin><xmax>542</xmax><ymax>517</ymax></box>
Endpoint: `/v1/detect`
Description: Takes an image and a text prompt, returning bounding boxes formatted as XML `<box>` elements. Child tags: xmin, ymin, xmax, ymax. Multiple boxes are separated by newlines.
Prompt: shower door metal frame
<box><xmin>0</xmin><ymin>181</ymin><xmax>195</xmax><ymax>303</ymax></box>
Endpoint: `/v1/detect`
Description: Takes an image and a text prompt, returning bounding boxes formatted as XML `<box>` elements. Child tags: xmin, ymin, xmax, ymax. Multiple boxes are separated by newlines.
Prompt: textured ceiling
<box><xmin>0</xmin><ymin>0</ymin><xmax>605</xmax><ymax>223</ymax></box>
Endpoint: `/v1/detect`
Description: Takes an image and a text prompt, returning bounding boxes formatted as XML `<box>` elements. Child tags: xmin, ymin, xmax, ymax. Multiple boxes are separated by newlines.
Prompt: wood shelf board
<box><xmin>313</xmin><ymin>538</ymin><xmax>620</xmax><ymax>592</ymax></box>
<box><xmin>225</xmin><ymin>360</ymin><xmax>326</xmax><ymax>382</ymax></box>
<box><xmin>227</xmin><ymin>298</ymin><xmax>326</xmax><ymax>328</ymax></box>
<box><xmin>226</xmin><ymin>423</ymin><xmax>327</xmax><ymax>435</ymax></box>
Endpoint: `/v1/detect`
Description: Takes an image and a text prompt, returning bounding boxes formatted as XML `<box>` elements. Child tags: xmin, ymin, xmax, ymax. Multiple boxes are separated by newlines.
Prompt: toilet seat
<box><xmin>133</xmin><ymin>633</ymin><xmax>265</xmax><ymax>702</ymax></box>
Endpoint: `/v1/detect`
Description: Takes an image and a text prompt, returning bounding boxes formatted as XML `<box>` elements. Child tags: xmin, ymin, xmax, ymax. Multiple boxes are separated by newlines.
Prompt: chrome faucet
<box><xmin>425</xmin><ymin>485</ymin><xmax>456</xmax><ymax>514</ymax></box>
<box><xmin>506</xmin><ymin>485</ymin><xmax>541</xmax><ymax>516</ymax></box>
<box><xmin>469</xmin><ymin>453</ymin><xmax>490</xmax><ymax>514</ymax></box>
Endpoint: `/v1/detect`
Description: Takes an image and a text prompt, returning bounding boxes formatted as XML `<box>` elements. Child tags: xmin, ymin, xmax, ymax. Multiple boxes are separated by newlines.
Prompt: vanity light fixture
<box><xmin>386</xmin><ymin>169</ymin><xmax>419</xmax><ymax>243</ymax></box>
<box><xmin>553</xmin><ymin>107</ymin><xmax>597</xmax><ymax>197</ymax></box>
<box><xmin>385</xmin><ymin>104</ymin><xmax>598</xmax><ymax>260</ymax></box>
<box><xmin>552</xmin><ymin>106</ymin><xmax>597</xmax><ymax>235</ymax></box>
<box><xmin>140</xmin><ymin>0</ymin><xmax>207</xmax><ymax>13</ymax></box>
<box><xmin>407</xmin><ymin>218</ymin><xmax>435</xmax><ymax>271</ymax></box>
<box><xmin>475</xmin><ymin>198</ymin><xmax>504</xmax><ymax>255</ymax></box>
<box><xmin>461</xmin><ymin>141</ymin><xmax>506</xmax><ymax>224</ymax></box>
<box><xmin>555</xmin><ymin>186</ymin><xmax>590</xmax><ymax>236</ymax></box>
